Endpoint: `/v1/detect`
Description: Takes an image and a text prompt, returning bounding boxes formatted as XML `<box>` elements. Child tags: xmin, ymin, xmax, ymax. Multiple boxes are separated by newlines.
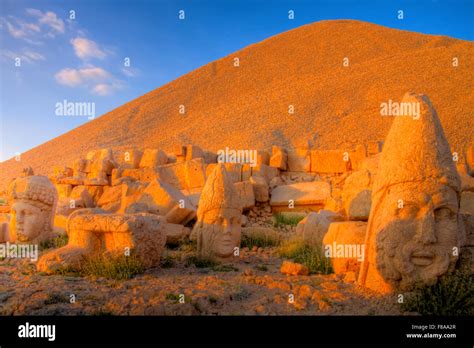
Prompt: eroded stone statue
<box><xmin>8</xmin><ymin>175</ymin><xmax>57</xmax><ymax>244</ymax></box>
<box><xmin>193</xmin><ymin>164</ymin><xmax>242</xmax><ymax>261</ymax></box>
<box><xmin>358</xmin><ymin>92</ymin><xmax>464</xmax><ymax>293</ymax></box>
<box><xmin>37</xmin><ymin>209</ymin><xmax>167</xmax><ymax>273</ymax></box>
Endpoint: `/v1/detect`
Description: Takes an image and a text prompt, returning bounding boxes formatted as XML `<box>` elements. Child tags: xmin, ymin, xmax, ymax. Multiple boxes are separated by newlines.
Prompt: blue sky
<box><xmin>1</xmin><ymin>0</ymin><xmax>473</xmax><ymax>161</ymax></box>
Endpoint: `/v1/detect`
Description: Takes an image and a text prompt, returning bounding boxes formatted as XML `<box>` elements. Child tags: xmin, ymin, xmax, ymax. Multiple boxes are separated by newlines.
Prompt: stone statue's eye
<box><xmin>434</xmin><ymin>207</ymin><xmax>454</xmax><ymax>222</ymax></box>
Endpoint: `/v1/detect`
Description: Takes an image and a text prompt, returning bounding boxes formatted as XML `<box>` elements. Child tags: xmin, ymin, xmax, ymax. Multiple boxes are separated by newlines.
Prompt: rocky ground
<box><xmin>0</xmin><ymin>242</ymin><xmax>402</xmax><ymax>316</ymax></box>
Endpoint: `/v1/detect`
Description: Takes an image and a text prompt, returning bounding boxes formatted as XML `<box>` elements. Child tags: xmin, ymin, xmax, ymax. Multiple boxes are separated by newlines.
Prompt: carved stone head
<box><xmin>194</xmin><ymin>164</ymin><xmax>242</xmax><ymax>260</ymax></box>
<box><xmin>8</xmin><ymin>175</ymin><xmax>57</xmax><ymax>243</ymax></box>
<box><xmin>358</xmin><ymin>93</ymin><xmax>464</xmax><ymax>293</ymax></box>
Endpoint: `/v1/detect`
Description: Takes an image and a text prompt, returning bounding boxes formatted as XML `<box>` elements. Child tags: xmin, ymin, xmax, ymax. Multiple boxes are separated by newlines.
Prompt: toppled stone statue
<box><xmin>193</xmin><ymin>164</ymin><xmax>242</xmax><ymax>261</ymax></box>
<box><xmin>358</xmin><ymin>92</ymin><xmax>464</xmax><ymax>293</ymax></box>
<box><xmin>37</xmin><ymin>209</ymin><xmax>167</xmax><ymax>273</ymax></box>
<box><xmin>8</xmin><ymin>175</ymin><xmax>57</xmax><ymax>244</ymax></box>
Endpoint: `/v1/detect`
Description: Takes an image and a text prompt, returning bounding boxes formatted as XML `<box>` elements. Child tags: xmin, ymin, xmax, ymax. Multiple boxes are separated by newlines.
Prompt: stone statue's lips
<box><xmin>410</xmin><ymin>250</ymin><xmax>434</xmax><ymax>266</ymax></box>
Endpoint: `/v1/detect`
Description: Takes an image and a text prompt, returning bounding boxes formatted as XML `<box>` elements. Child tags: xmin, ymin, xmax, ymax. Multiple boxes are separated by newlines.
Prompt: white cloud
<box><xmin>55</xmin><ymin>66</ymin><xmax>121</xmax><ymax>95</ymax></box>
<box><xmin>55</xmin><ymin>67</ymin><xmax>110</xmax><ymax>87</ymax></box>
<box><xmin>0</xmin><ymin>49</ymin><xmax>45</xmax><ymax>63</ymax></box>
<box><xmin>70</xmin><ymin>37</ymin><xmax>106</xmax><ymax>60</ymax></box>
<box><xmin>26</xmin><ymin>8</ymin><xmax>64</xmax><ymax>35</ymax></box>
<box><xmin>121</xmin><ymin>66</ymin><xmax>140</xmax><ymax>77</ymax></box>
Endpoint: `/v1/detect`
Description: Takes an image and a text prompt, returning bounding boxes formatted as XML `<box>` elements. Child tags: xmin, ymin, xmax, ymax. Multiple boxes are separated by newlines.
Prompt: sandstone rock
<box><xmin>241</xmin><ymin>164</ymin><xmax>252</xmax><ymax>181</ymax></box>
<box><xmin>157</xmin><ymin>158</ymin><xmax>206</xmax><ymax>190</ymax></box>
<box><xmin>37</xmin><ymin>212</ymin><xmax>167</xmax><ymax>273</ymax></box>
<box><xmin>118</xmin><ymin>149</ymin><xmax>143</xmax><ymax>169</ymax></box>
<box><xmin>270</xmin><ymin>146</ymin><xmax>288</xmax><ymax>170</ymax></box>
<box><xmin>165</xmin><ymin>223</ymin><xmax>190</xmax><ymax>245</ymax></box>
<box><xmin>207</xmin><ymin>163</ymin><xmax>242</xmax><ymax>183</ymax></box>
<box><xmin>139</xmin><ymin>149</ymin><xmax>168</xmax><ymax>168</ymax></box>
<box><xmin>460</xmin><ymin>192</ymin><xmax>474</xmax><ymax>215</ymax></box>
<box><xmin>270</xmin><ymin>182</ymin><xmax>331</xmax><ymax>209</ymax></box>
<box><xmin>280</xmin><ymin>261</ymin><xmax>309</xmax><ymax>276</ymax></box>
<box><xmin>310</xmin><ymin>150</ymin><xmax>350</xmax><ymax>173</ymax></box>
<box><xmin>348</xmin><ymin>144</ymin><xmax>367</xmax><ymax>171</ymax></box>
<box><xmin>119</xmin><ymin>181</ymin><xmax>147</xmax><ymax>214</ymax></box>
<box><xmin>203</xmin><ymin>150</ymin><xmax>217</xmax><ymax>164</ymax></box>
<box><xmin>367</xmin><ymin>141</ymin><xmax>384</xmax><ymax>156</ymax></box>
<box><xmin>256</xmin><ymin>150</ymin><xmax>270</xmax><ymax>166</ymax></box>
<box><xmin>287</xmin><ymin>148</ymin><xmax>311</xmax><ymax>172</ymax></box>
<box><xmin>234</xmin><ymin>181</ymin><xmax>255</xmax><ymax>211</ymax></box>
<box><xmin>323</xmin><ymin>221</ymin><xmax>367</xmax><ymax>274</ymax></box>
<box><xmin>296</xmin><ymin>210</ymin><xmax>343</xmax><ymax>245</ymax></box>
<box><xmin>342</xmin><ymin>170</ymin><xmax>373</xmax><ymax>221</ymax></box>
<box><xmin>185</xmin><ymin>158</ymin><xmax>207</xmax><ymax>189</ymax></box>
<box><xmin>251</xmin><ymin>164</ymin><xmax>279</xmax><ymax>184</ymax></box>
<box><xmin>466</xmin><ymin>144</ymin><xmax>474</xmax><ymax>174</ymax></box>
<box><xmin>97</xmin><ymin>185</ymin><xmax>123</xmax><ymax>207</ymax></box>
<box><xmin>137</xmin><ymin>179</ymin><xmax>196</xmax><ymax>224</ymax></box>
<box><xmin>185</xmin><ymin>145</ymin><xmax>204</xmax><ymax>161</ymax></box>
<box><xmin>56</xmin><ymin>184</ymin><xmax>72</xmax><ymax>198</ymax></box>
<box><xmin>70</xmin><ymin>186</ymin><xmax>95</xmax><ymax>208</ymax></box>
<box><xmin>250</xmin><ymin>175</ymin><xmax>269</xmax><ymax>202</ymax></box>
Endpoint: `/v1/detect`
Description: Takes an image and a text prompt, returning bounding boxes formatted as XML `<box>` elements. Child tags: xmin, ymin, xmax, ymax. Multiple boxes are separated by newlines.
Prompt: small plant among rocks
<box><xmin>400</xmin><ymin>271</ymin><xmax>474</xmax><ymax>315</ymax></box>
<box><xmin>44</xmin><ymin>293</ymin><xmax>69</xmax><ymax>305</ymax></box>
<box><xmin>185</xmin><ymin>255</ymin><xmax>218</xmax><ymax>268</ymax></box>
<box><xmin>241</xmin><ymin>229</ymin><xmax>281</xmax><ymax>249</ymax></box>
<box><xmin>272</xmin><ymin>213</ymin><xmax>305</xmax><ymax>227</ymax></box>
<box><xmin>278</xmin><ymin>238</ymin><xmax>332</xmax><ymax>275</ymax></box>
<box><xmin>39</xmin><ymin>235</ymin><xmax>69</xmax><ymax>250</ymax></box>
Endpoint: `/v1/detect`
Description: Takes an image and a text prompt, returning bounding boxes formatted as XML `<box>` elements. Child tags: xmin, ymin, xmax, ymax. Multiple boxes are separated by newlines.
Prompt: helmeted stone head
<box><xmin>8</xmin><ymin>175</ymin><xmax>57</xmax><ymax>243</ymax></box>
<box><xmin>358</xmin><ymin>92</ymin><xmax>464</xmax><ymax>293</ymax></box>
<box><xmin>194</xmin><ymin>164</ymin><xmax>242</xmax><ymax>260</ymax></box>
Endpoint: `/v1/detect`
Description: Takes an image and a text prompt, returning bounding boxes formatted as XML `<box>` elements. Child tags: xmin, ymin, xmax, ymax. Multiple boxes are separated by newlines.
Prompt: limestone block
<box><xmin>251</xmin><ymin>164</ymin><xmax>279</xmax><ymax>184</ymax></box>
<box><xmin>250</xmin><ymin>175</ymin><xmax>269</xmax><ymax>202</ymax></box>
<box><xmin>460</xmin><ymin>191</ymin><xmax>474</xmax><ymax>215</ymax></box>
<box><xmin>234</xmin><ymin>181</ymin><xmax>255</xmax><ymax>210</ymax></box>
<box><xmin>270</xmin><ymin>145</ymin><xmax>288</xmax><ymax>170</ymax></box>
<box><xmin>270</xmin><ymin>182</ymin><xmax>331</xmax><ymax>208</ymax></box>
<box><xmin>342</xmin><ymin>170</ymin><xmax>373</xmax><ymax>221</ymax></box>
<box><xmin>310</xmin><ymin>150</ymin><xmax>350</xmax><ymax>174</ymax></box>
<box><xmin>185</xmin><ymin>145</ymin><xmax>204</xmax><ymax>161</ymax></box>
<box><xmin>139</xmin><ymin>149</ymin><xmax>168</xmax><ymax>168</ymax></box>
<box><xmin>287</xmin><ymin>148</ymin><xmax>310</xmax><ymax>172</ymax></box>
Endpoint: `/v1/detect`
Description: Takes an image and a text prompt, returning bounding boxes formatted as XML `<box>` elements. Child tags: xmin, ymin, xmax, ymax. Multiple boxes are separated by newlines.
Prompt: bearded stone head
<box><xmin>358</xmin><ymin>93</ymin><xmax>464</xmax><ymax>293</ymax></box>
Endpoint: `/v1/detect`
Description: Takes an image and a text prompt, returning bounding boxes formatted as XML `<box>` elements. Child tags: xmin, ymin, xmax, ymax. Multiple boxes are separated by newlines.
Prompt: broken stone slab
<box><xmin>461</xmin><ymin>191</ymin><xmax>474</xmax><ymax>215</ymax></box>
<box><xmin>207</xmin><ymin>163</ymin><xmax>242</xmax><ymax>183</ymax></box>
<box><xmin>287</xmin><ymin>148</ymin><xmax>311</xmax><ymax>172</ymax></box>
<box><xmin>251</xmin><ymin>164</ymin><xmax>279</xmax><ymax>184</ymax></box>
<box><xmin>310</xmin><ymin>150</ymin><xmax>350</xmax><ymax>174</ymax></box>
<box><xmin>250</xmin><ymin>175</ymin><xmax>269</xmax><ymax>202</ymax></box>
<box><xmin>165</xmin><ymin>223</ymin><xmax>191</xmax><ymax>245</ymax></box>
<box><xmin>139</xmin><ymin>149</ymin><xmax>168</xmax><ymax>168</ymax></box>
<box><xmin>234</xmin><ymin>180</ymin><xmax>256</xmax><ymax>211</ymax></box>
<box><xmin>117</xmin><ymin>149</ymin><xmax>143</xmax><ymax>169</ymax></box>
<box><xmin>270</xmin><ymin>145</ymin><xmax>288</xmax><ymax>170</ymax></box>
<box><xmin>185</xmin><ymin>145</ymin><xmax>204</xmax><ymax>161</ymax></box>
<box><xmin>270</xmin><ymin>181</ymin><xmax>331</xmax><ymax>210</ymax></box>
<box><xmin>137</xmin><ymin>179</ymin><xmax>196</xmax><ymax>224</ymax></box>
<box><xmin>322</xmin><ymin>221</ymin><xmax>367</xmax><ymax>275</ymax></box>
<box><xmin>367</xmin><ymin>141</ymin><xmax>384</xmax><ymax>156</ymax></box>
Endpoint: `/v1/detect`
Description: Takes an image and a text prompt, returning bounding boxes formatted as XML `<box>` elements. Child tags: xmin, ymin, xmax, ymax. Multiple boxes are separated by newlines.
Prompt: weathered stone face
<box><xmin>8</xmin><ymin>176</ymin><xmax>57</xmax><ymax>244</ymax></box>
<box><xmin>199</xmin><ymin>208</ymin><xmax>241</xmax><ymax>259</ymax></box>
<box><xmin>372</xmin><ymin>182</ymin><xmax>461</xmax><ymax>289</ymax></box>
<box><xmin>358</xmin><ymin>93</ymin><xmax>463</xmax><ymax>293</ymax></box>
<box><xmin>194</xmin><ymin>164</ymin><xmax>242</xmax><ymax>261</ymax></box>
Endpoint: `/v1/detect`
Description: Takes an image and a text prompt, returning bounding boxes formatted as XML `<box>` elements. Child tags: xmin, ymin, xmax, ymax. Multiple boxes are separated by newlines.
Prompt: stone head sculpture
<box><xmin>8</xmin><ymin>175</ymin><xmax>57</xmax><ymax>243</ymax></box>
<box><xmin>358</xmin><ymin>92</ymin><xmax>464</xmax><ymax>293</ymax></box>
<box><xmin>194</xmin><ymin>164</ymin><xmax>242</xmax><ymax>260</ymax></box>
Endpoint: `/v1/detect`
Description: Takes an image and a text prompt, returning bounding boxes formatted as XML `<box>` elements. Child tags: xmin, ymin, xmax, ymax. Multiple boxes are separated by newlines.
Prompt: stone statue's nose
<box><xmin>417</xmin><ymin>211</ymin><xmax>437</xmax><ymax>244</ymax></box>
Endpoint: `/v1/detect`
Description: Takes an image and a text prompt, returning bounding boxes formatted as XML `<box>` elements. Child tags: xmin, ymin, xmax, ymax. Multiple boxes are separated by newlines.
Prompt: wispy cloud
<box><xmin>25</xmin><ymin>8</ymin><xmax>65</xmax><ymax>36</ymax></box>
<box><xmin>70</xmin><ymin>37</ymin><xmax>106</xmax><ymax>60</ymax></box>
<box><xmin>0</xmin><ymin>49</ymin><xmax>45</xmax><ymax>63</ymax></box>
<box><xmin>55</xmin><ymin>66</ymin><xmax>122</xmax><ymax>95</ymax></box>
